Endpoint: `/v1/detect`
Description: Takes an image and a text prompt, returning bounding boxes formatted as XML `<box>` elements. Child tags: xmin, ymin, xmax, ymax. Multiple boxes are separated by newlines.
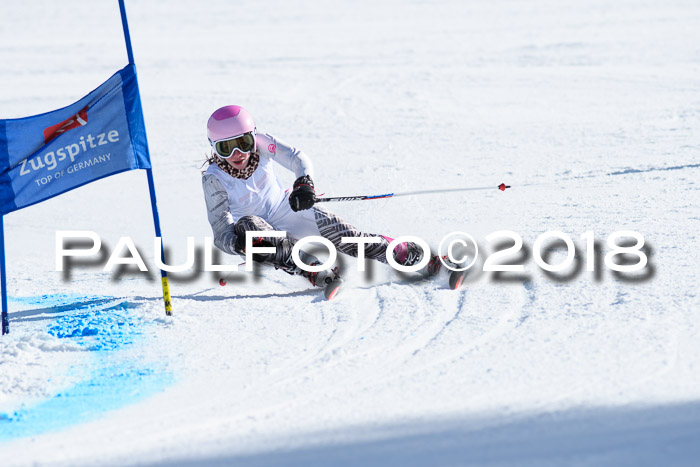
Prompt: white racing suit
<box><xmin>202</xmin><ymin>132</ymin><xmax>391</xmax><ymax>273</ymax></box>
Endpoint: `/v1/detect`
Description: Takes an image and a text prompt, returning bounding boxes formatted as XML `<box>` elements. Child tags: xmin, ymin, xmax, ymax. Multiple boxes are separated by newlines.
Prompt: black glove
<box><xmin>234</xmin><ymin>234</ymin><xmax>275</xmax><ymax>263</ymax></box>
<box><xmin>289</xmin><ymin>175</ymin><xmax>316</xmax><ymax>212</ymax></box>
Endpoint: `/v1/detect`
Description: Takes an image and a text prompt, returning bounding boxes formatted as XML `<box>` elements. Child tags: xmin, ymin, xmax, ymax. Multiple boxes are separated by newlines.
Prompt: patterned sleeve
<box><xmin>202</xmin><ymin>173</ymin><xmax>238</xmax><ymax>255</ymax></box>
<box><xmin>258</xmin><ymin>132</ymin><xmax>314</xmax><ymax>179</ymax></box>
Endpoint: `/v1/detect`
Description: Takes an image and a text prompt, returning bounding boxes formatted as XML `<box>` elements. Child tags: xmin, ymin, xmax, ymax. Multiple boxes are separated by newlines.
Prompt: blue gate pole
<box><xmin>1</xmin><ymin>215</ymin><xmax>9</xmax><ymax>334</ymax></box>
<box><xmin>118</xmin><ymin>0</ymin><xmax>135</xmax><ymax>65</ymax></box>
<box><xmin>118</xmin><ymin>0</ymin><xmax>172</xmax><ymax>316</ymax></box>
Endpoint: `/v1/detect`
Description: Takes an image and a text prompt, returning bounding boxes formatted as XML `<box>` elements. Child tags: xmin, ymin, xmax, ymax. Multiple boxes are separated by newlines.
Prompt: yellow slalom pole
<box><xmin>161</xmin><ymin>276</ymin><xmax>173</xmax><ymax>316</ymax></box>
<box><xmin>120</xmin><ymin>0</ymin><xmax>172</xmax><ymax>316</ymax></box>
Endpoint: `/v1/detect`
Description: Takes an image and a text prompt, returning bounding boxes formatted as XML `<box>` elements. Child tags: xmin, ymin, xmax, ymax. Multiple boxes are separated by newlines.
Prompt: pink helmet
<box><xmin>207</xmin><ymin>105</ymin><xmax>256</xmax><ymax>143</ymax></box>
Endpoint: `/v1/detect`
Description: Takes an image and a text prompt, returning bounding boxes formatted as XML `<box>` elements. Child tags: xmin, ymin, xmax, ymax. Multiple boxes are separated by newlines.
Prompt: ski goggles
<box><xmin>210</xmin><ymin>131</ymin><xmax>256</xmax><ymax>159</ymax></box>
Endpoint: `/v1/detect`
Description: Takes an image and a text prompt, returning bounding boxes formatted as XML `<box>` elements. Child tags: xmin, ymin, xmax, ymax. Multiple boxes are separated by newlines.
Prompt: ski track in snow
<box><xmin>236</xmin><ymin>278</ymin><xmax>526</xmax><ymax>410</ymax></box>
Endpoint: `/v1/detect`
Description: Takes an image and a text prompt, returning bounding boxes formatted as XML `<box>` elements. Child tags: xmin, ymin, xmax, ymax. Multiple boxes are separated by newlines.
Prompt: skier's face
<box><xmin>226</xmin><ymin>149</ymin><xmax>251</xmax><ymax>170</ymax></box>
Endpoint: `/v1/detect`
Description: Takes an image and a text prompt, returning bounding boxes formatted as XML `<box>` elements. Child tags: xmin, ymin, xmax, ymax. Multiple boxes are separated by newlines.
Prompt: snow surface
<box><xmin>1</xmin><ymin>0</ymin><xmax>700</xmax><ymax>465</ymax></box>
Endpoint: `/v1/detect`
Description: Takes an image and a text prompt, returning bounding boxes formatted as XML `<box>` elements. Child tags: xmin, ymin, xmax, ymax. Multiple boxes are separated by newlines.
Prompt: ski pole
<box><xmin>314</xmin><ymin>183</ymin><xmax>510</xmax><ymax>203</ymax></box>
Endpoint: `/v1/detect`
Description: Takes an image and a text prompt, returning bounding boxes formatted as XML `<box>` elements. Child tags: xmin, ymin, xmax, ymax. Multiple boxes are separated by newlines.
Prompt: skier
<box><xmin>201</xmin><ymin>105</ymin><xmax>436</xmax><ymax>293</ymax></box>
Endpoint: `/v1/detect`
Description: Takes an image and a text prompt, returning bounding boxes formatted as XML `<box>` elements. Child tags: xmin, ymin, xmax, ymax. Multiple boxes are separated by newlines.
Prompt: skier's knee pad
<box><xmin>251</xmin><ymin>237</ymin><xmax>297</xmax><ymax>272</ymax></box>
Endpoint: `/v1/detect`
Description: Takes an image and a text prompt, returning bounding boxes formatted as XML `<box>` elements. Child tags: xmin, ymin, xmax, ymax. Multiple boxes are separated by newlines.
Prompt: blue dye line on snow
<box><xmin>0</xmin><ymin>294</ymin><xmax>174</xmax><ymax>442</ymax></box>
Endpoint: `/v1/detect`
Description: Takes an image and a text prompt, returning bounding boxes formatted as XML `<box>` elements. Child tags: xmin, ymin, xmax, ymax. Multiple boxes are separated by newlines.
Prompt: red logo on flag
<box><xmin>43</xmin><ymin>106</ymin><xmax>89</xmax><ymax>144</ymax></box>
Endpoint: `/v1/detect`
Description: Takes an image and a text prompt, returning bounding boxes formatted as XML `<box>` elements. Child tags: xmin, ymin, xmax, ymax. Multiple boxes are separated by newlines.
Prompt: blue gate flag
<box><xmin>0</xmin><ymin>64</ymin><xmax>151</xmax><ymax>215</ymax></box>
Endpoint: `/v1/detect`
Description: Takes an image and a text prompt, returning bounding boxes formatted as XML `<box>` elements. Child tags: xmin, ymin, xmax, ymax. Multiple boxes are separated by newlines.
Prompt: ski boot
<box><xmin>304</xmin><ymin>263</ymin><xmax>343</xmax><ymax>300</ymax></box>
<box><xmin>393</xmin><ymin>242</ymin><xmax>443</xmax><ymax>277</ymax></box>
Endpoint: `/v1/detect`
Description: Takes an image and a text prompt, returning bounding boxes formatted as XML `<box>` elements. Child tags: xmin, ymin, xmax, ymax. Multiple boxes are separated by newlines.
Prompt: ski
<box><xmin>218</xmin><ymin>265</ymin><xmax>344</xmax><ymax>301</ymax></box>
<box><xmin>388</xmin><ymin>254</ymin><xmax>466</xmax><ymax>290</ymax></box>
<box><xmin>448</xmin><ymin>268</ymin><xmax>469</xmax><ymax>290</ymax></box>
<box><xmin>217</xmin><ymin>255</ymin><xmax>465</xmax><ymax>298</ymax></box>
<box><xmin>324</xmin><ymin>279</ymin><xmax>343</xmax><ymax>300</ymax></box>
<box><xmin>424</xmin><ymin>255</ymin><xmax>470</xmax><ymax>291</ymax></box>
